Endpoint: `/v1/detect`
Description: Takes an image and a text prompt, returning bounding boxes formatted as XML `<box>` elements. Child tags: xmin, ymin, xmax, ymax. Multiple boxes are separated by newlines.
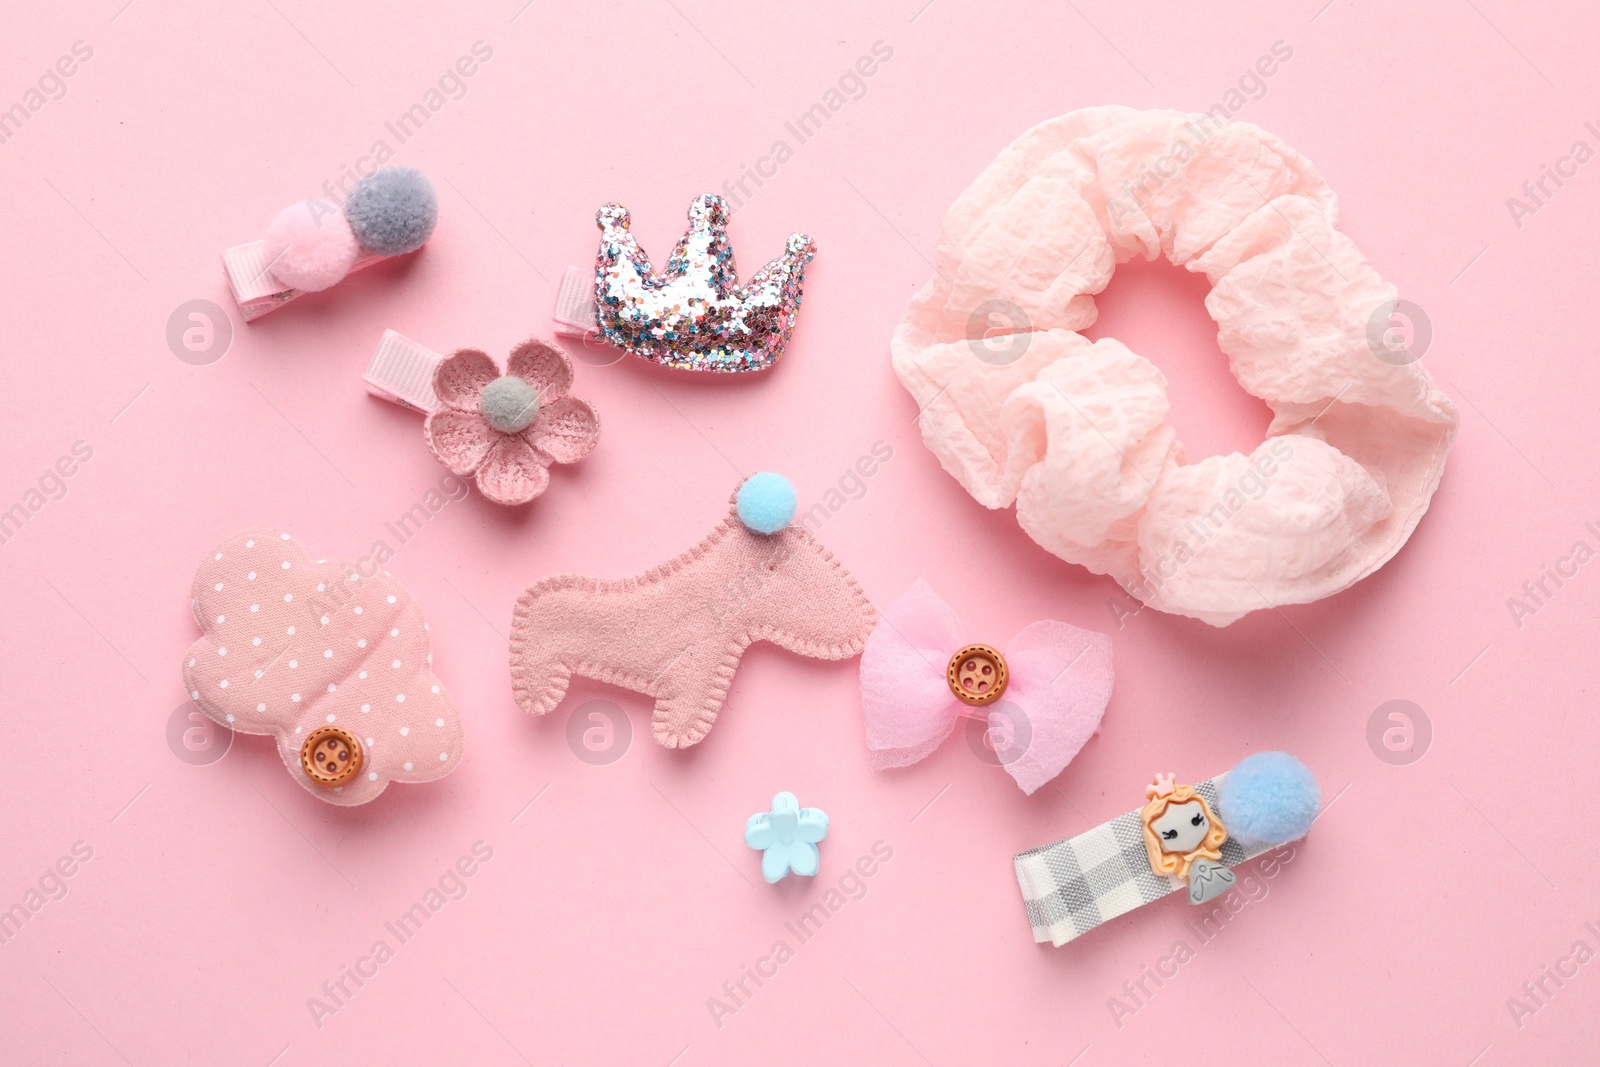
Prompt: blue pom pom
<box><xmin>736</xmin><ymin>473</ymin><xmax>797</xmax><ymax>535</ymax></box>
<box><xmin>1220</xmin><ymin>752</ymin><xmax>1320</xmax><ymax>847</ymax></box>
<box><xmin>343</xmin><ymin>167</ymin><xmax>438</xmax><ymax>256</ymax></box>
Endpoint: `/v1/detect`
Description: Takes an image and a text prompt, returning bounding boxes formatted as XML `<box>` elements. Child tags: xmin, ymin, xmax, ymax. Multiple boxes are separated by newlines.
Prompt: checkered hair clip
<box><xmin>1013</xmin><ymin>753</ymin><xmax>1320</xmax><ymax>946</ymax></box>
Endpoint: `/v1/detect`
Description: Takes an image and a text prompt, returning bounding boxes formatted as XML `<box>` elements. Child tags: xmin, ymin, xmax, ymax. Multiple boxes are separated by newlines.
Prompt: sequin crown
<box><xmin>593</xmin><ymin>193</ymin><xmax>816</xmax><ymax>373</ymax></box>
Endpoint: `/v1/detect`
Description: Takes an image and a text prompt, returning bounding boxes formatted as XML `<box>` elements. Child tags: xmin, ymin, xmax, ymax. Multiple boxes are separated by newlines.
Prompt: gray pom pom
<box><xmin>479</xmin><ymin>376</ymin><xmax>539</xmax><ymax>433</ymax></box>
<box><xmin>343</xmin><ymin>167</ymin><xmax>438</xmax><ymax>256</ymax></box>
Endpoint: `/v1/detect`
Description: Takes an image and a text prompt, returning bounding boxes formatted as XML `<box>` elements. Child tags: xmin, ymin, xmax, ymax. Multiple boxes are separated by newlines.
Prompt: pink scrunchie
<box><xmin>892</xmin><ymin>106</ymin><xmax>1458</xmax><ymax>626</ymax></box>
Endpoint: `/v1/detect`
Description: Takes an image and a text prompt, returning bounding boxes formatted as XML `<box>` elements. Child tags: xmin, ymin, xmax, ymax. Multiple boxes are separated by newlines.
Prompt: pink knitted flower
<box><xmin>423</xmin><ymin>340</ymin><xmax>600</xmax><ymax>506</ymax></box>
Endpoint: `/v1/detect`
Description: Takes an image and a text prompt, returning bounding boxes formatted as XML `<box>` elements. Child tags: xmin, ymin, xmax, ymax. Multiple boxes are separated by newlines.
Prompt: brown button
<box><xmin>947</xmin><ymin>644</ymin><xmax>1008</xmax><ymax>706</ymax></box>
<box><xmin>300</xmin><ymin>725</ymin><xmax>364</xmax><ymax>787</ymax></box>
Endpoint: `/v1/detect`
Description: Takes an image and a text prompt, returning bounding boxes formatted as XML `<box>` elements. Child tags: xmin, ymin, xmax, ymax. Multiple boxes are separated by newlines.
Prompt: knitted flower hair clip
<box><xmin>223</xmin><ymin>167</ymin><xmax>438</xmax><ymax>321</ymax></box>
<box><xmin>364</xmin><ymin>331</ymin><xmax>600</xmax><ymax>507</ymax></box>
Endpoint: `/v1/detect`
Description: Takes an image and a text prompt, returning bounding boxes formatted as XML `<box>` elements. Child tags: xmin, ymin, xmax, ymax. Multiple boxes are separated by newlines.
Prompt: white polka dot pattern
<box><xmin>182</xmin><ymin>529</ymin><xmax>464</xmax><ymax>806</ymax></box>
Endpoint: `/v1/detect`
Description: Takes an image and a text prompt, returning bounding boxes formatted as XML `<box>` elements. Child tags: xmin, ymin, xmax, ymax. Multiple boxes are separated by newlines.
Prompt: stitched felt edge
<box><xmin>508</xmin><ymin>504</ymin><xmax>877</xmax><ymax>749</ymax></box>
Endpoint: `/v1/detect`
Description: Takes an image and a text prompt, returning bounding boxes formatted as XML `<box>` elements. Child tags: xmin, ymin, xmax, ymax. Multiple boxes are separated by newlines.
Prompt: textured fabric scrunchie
<box><xmin>891</xmin><ymin>106</ymin><xmax>1458</xmax><ymax>626</ymax></box>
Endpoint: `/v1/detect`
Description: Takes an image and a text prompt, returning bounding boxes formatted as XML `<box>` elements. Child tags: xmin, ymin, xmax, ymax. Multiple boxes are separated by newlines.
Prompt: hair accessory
<box><xmin>891</xmin><ymin>106</ymin><xmax>1458</xmax><ymax>626</ymax></box>
<box><xmin>510</xmin><ymin>474</ymin><xmax>876</xmax><ymax>749</ymax></box>
<box><xmin>223</xmin><ymin>167</ymin><xmax>438</xmax><ymax>321</ymax></box>
<box><xmin>1141</xmin><ymin>774</ymin><xmax>1232</xmax><ymax>902</ymax></box>
<box><xmin>859</xmin><ymin>580</ymin><xmax>1112</xmax><ymax>795</ymax></box>
<box><xmin>363</xmin><ymin>330</ymin><xmax>600</xmax><ymax>506</ymax></box>
<box><xmin>745</xmin><ymin>792</ymin><xmax>829</xmax><ymax>883</ymax></box>
<box><xmin>182</xmin><ymin>529</ymin><xmax>463</xmax><ymax>806</ymax></box>
<box><xmin>552</xmin><ymin>193</ymin><xmax>815</xmax><ymax>372</ymax></box>
<box><xmin>1014</xmin><ymin>752</ymin><xmax>1319</xmax><ymax>946</ymax></box>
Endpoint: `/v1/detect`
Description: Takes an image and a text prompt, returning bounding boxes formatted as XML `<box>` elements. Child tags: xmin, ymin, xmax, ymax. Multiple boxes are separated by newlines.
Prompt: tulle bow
<box><xmin>859</xmin><ymin>581</ymin><xmax>1113</xmax><ymax>794</ymax></box>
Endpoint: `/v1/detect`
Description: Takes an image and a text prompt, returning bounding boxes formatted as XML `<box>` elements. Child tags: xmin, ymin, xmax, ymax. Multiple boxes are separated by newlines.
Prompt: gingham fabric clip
<box><xmin>1014</xmin><ymin>751</ymin><xmax>1321</xmax><ymax>947</ymax></box>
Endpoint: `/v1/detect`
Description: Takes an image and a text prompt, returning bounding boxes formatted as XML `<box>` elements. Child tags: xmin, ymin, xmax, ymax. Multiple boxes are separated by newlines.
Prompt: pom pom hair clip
<box><xmin>552</xmin><ymin>193</ymin><xmax>816</xmax><ymax>372</ymax></box>
<box><xmin>222</xmin><ymin>167</ymin><xmax>438</xmax><ymax>322</ymax></box>
<box><xmin>1014</xmin><ymin>752</ymin><xmax>1320</xmax><ymax>946</ymax></box>
<box><xmin>181</xmin><ymin>530</ymin><xmax>464</xmax><ymax>807</ymax></box>
<box><xmin>364</xmin><ymin>330</ymin><xmax>600</xmax><ymax>507</ymax></box>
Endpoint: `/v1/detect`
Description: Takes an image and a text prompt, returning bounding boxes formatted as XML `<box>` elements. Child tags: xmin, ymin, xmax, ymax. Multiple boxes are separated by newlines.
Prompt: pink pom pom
<box><xmin>262</xmin><ymin>199</ymin><xmax>358</xmax><ymax>292</ymax></box>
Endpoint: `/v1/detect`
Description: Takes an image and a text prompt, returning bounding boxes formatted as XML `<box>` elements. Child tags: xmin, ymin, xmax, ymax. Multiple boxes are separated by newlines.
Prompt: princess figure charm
<box><xmin>1141</xmin><ymin>773</ymin><xmax>1235</xmax><ymax>905</ymax></box>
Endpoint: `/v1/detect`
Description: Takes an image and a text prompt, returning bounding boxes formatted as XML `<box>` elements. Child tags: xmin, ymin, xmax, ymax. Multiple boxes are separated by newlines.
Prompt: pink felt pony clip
<box><xmin>510</xmin><ymin>474</ymin><xmax>876</xmax><ymax>748</ymax></box>
<box><xmin>859</xmin><ymin>581</ymin><xmax>1113</xmax><ymax>794</ymax></box>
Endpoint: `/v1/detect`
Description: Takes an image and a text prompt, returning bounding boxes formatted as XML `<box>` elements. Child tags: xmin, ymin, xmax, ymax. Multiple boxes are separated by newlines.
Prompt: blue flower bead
<box><xmin>744</xmin><ymin>792</ymin><xmax>829</xmax><ymax>883</ymax></box>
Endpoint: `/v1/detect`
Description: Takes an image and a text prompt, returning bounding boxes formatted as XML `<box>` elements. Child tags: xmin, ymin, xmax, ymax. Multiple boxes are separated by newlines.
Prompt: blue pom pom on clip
<box><xmin>736</xmin><ymin>473</ymin><xmax>797</xmax><ymax>535</ymax></box>
<box><xmin>1220</xmin><ymin>751</ymin><xmax>1320</xmax><ymax>847</ymax></box>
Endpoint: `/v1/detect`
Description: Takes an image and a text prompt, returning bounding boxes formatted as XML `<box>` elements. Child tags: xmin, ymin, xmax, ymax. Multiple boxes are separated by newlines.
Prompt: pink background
<box><xmin>2</xmin><ymin>1</ymin><xmax>1596</xmax><ymax>1063</ymax></box>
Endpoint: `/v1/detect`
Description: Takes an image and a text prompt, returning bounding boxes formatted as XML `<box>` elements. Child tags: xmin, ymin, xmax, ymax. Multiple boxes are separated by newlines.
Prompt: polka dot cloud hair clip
<box><xmin>222</xmin><ymin>167</ymin><xmax>438</xmax><ymax>322</ymax></box>
<box><xmin>364</xmin><ymin>331</ymin><xmax>600</xmax><ymax>507</ymax></box>
<box><xmin>182</xmin><ymin>530</ymin><xmax>463</xmax><ymax>806</ymax></box>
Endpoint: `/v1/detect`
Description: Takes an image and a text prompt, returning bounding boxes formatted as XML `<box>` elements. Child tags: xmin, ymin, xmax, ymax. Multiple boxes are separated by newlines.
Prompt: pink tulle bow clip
<box><xmin>859</xmin><ymin>581</ymin><xmax>1114</xmax><ymax>795</ymax></box>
